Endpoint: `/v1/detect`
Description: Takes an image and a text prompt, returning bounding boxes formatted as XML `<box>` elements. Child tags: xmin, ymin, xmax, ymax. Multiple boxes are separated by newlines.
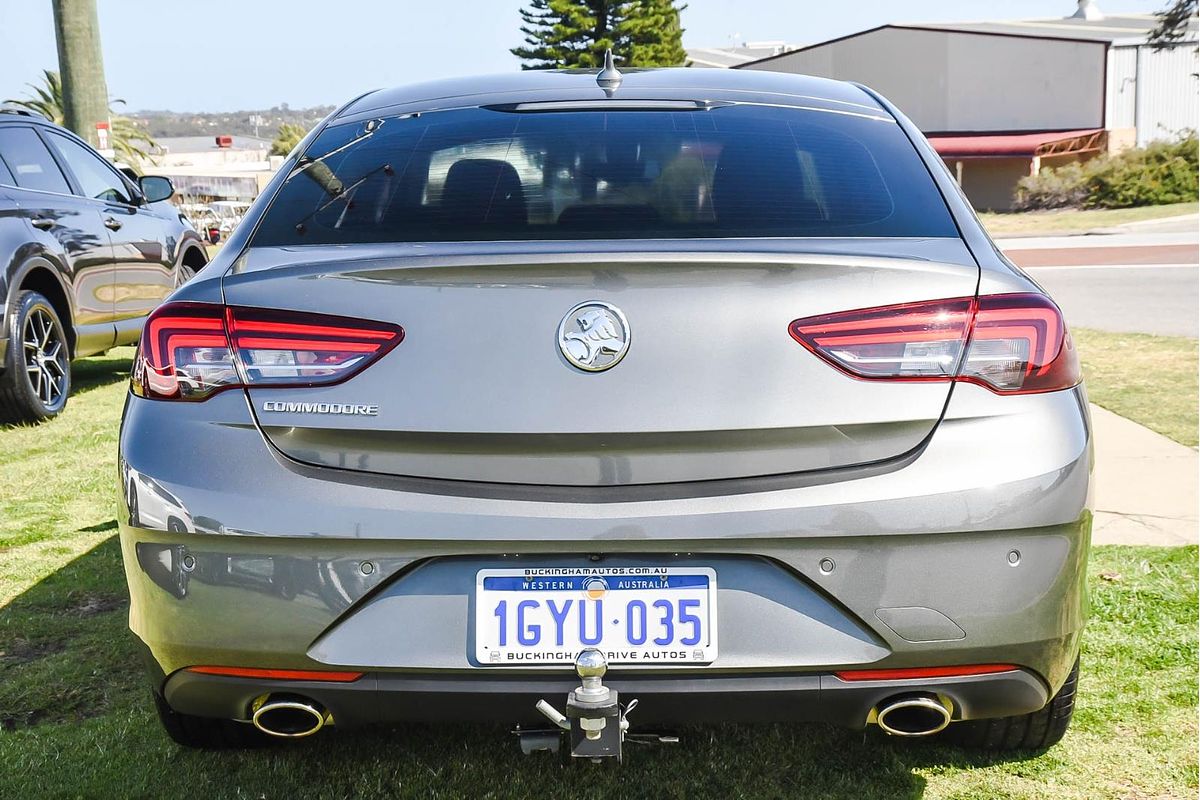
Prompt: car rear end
<box><xmin>117</xmin><ymin>69</ymin><xmax>1091</xmax><ymax>749</ymax></box>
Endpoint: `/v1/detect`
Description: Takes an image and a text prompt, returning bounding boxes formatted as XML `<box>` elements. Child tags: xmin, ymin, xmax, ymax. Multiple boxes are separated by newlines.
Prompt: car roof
<box><xmin>334</xmin><ymin>67</ymin><xmax>884</xmax><ymax>125</ymax></box>
<box><xmin>0</xmin><ymin>108</ymin><xmax>54</xmax><ymax>124</ymax></box>
<box><xmin>0</xmin><ymin>111</ymin><xmax>113</xmax><ymax>162</ymax></box>
<box><xmin>0</xmin><ymin>109</ymin><xmax>76</xmax><ymax>136</ymax></box>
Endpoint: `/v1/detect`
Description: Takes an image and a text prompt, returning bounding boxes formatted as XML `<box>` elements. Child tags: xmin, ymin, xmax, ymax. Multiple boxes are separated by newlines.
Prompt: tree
<box><xmin>622</xmin><ymin>0</ymin><xmax>687</xmax><ymax>67</ymax></box>
<box><xmin>511</xmin><ymin>0</ymin><xmax>686</xmax><ymax>70</ymax></box>
<box><xmin>270</xmin><ymin>122</ymin><xmax>308</xmax><ymax>157</ymax></box>
<box><xmin>52</xmin><ymin>0</ymin><xmax>110</xmax><ymax>148</ymax></box>
<box><xmin>5</xmin><ymin>70</ymin><xmax>157</xmax><ymax>170</ymax></box>
<box><xmin>1148</xmin><ymin>0</ymin><xmax>1197</xmax><ymax>49</ymax></box>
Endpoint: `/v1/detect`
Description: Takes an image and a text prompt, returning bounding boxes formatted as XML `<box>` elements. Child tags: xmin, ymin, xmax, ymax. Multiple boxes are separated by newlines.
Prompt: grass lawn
<box><xmin>979</xmin><ymin>201</ymin><xmax>1198</xmax><ymax>238</ymax></box>
<box><xmin>1074</xmin><ymin>328</ymin><xmax>1199</xmax><ymax>447</ymax></box>
<box><xmin>1</xmin><ymin>344</ymin><xmax>1196</xmax><ymax>798</ymax></box>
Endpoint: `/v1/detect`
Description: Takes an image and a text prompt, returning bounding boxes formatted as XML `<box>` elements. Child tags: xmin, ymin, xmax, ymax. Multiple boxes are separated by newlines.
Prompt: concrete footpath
<box><xmin>1091</xmin><ymin>404</ymin><xmax>1198</xmax><ymax>546</ymax></box>
<box><xmin>993</xmin><ymin>217</ymin><xmax>1197</xmax><ymax>545</ymax></box>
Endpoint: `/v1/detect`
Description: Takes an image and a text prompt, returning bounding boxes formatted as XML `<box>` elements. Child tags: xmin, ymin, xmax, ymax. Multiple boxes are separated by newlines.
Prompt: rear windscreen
<box><xmin>251</xmin><ymin>104</ymin><xmax>958</xmax><ymax>245</ymax></box>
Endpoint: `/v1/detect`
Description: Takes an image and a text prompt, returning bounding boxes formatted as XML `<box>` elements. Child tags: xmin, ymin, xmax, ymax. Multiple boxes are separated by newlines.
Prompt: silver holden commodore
<box><xmin>118</xmin><ymin>61</ymin><xmax>1090</xmax><ymax>759</ymax></box>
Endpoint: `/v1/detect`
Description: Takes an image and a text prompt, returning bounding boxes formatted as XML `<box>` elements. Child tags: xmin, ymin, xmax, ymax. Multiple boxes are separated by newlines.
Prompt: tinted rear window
<box><xmin>252</xmin><ymin>104</ymin><xmax>957</xmax><ymax>246</ymax></box>
<box><xmin>0</xmin><ymin>126</ymin><xmax>71</xmax><ymax>195</ymax></box>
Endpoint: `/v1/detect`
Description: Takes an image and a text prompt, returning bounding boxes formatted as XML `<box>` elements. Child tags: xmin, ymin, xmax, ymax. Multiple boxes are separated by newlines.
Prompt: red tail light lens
<box><xmin>133</xmin><ymin>303</ymin><xmax>233</xmax><ymax>400</ymax></box>
<box><xmin>960</xmin><ymin>294</ymin><xmax>1080</xmax><ymax>393</ymax></box>
<box><xmin>789</xmin><ymin>298</ymin><xmax>974</xmax><ymax>381</ymax></box>
<box><xmin>132</xmin><ymin>302</ymin><xmax>403</xmax><ymax>401</ymax></box>
<box><xmin>227</xmin><ymin>307</ymin><xmax>403</xmax><ymax>387</ymax></box>
<box><xmin>789</xmin><ymin>293</ymin><xmax>1079</xmax><ymax>395</ymax></box>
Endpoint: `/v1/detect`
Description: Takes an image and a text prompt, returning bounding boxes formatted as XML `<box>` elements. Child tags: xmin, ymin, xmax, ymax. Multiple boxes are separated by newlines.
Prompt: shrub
<box><xmin>1086</xmin><ymin>133</ymin><xmax>1199</xmax><ymax>208</ymax></box>
<box><xmin>1013</xmin><ymin>160</ymin><xmax>1098</xmax><ymax>210</ymax></box>
<box><xmin>1012</xmin><ymin>133</ymin><xmax>1198</xmax><ymax>210</ymax></box>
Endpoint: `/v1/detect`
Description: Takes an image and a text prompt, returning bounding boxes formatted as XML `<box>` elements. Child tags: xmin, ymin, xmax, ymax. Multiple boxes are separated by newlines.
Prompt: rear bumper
<box><xmin>118</xmin><ymin>381</ymin><xmax>1092</xmax><ymax>724</ymax></box>
<box><xmin>162</xmin><ymin>667</ymin><xmax>1050</xmax><ymax>728</ymax></box>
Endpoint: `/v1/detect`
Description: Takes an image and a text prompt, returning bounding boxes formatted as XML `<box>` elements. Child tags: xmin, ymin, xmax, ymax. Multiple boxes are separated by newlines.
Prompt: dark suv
<box><xmin>0</xmin><ymin>108</ymin><xmax>207</xmax><ymax>422</ymax></box>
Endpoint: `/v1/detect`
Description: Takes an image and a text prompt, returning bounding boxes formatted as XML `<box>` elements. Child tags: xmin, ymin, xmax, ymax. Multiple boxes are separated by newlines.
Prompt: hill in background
<box><xmin>129</xmin><ymin>104</ymin><xmax>336</xmax><ymax>138</ymax></box>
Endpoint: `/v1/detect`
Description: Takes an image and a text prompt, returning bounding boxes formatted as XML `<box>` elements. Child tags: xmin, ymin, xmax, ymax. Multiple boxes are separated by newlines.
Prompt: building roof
<box><xmin>927</xmin><ymin>129</ymin><xmax>1105</xmax><ymax>158</ymax></box>
<box><xmin>685</xmin><ymin>43</ymin><xmax>795</xmax><ymax>68</ymax></box>
<box><xmin>154</xmin><ymin>135</ymin><xmax>273</xmax><ymax>154</ymax></box>
<box><xmin>736</xmin><ymin>6</ymin><xmax>1198</xmax><ymax>70</ymax></box>
<box><xmin>898</xmin><ymin>13</ymin><xmax>1197</xmax><ymax>46</ymax></box>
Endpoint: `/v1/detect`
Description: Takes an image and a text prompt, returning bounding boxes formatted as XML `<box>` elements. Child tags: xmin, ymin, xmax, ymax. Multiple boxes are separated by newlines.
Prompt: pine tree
<box><xmin>623</xmin><ymin>0</ymin><xmax>688</xmax><ymax>68</ymax></box>
<box><xmin>511</xmin><ymin>0</ymin><xmax>687</xmax><ymax>70</ymax></box>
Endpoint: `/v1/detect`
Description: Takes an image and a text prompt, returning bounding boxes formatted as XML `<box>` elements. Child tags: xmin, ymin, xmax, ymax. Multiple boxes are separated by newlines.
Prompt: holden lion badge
<box><xmin>558</xmin><ymin>301</ymin><xmax>630</xmax><ymax>372</ymax></box>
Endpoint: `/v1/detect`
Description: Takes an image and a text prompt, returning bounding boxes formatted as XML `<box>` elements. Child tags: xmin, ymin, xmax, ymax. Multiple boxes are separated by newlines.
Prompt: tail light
<box><xmin>132</xmin><ymin>302</ymin><xmax>404</xmax><ymax>401</ymax></box>
<box><xmin>789</xmin><ymin>293</ymin><xmax>1079</xmax><ymax>395</ymax></box>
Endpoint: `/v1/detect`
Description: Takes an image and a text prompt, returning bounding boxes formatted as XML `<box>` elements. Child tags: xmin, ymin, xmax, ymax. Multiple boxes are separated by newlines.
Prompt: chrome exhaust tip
<box><xmin>251</xmin><ymin>695</ymin><xmax>328</xmax><ymax>738</ymax></box>
<box><xmin>875</xmin><ymin>694</ymin><xmax>952</xmax><ymax>737</ymax></box>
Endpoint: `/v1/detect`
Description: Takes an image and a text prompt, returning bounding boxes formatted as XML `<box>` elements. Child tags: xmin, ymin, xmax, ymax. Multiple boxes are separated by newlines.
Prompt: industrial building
<box><xmin>685</xmin><ymin>41</ymin><xmax>795</xmax><ymax>68</ymax></box>
<box><xmin>148</xmin><ymin>134</ymin><xmax>280</xmax><ymax>202</ymax></box>
<box><xmin>710</xmin><ymin>1</ymin><xmax>1198</xmax><ymax>210</ymax></box>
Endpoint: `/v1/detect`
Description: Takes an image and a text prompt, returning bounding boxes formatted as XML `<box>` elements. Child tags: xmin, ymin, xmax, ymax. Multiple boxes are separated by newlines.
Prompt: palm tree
<box><xmin>5</xmin><ymin>70</ymin><xmax>158</xmax><ymax>171</ymax></box>
<box><xmin>270</xmin><ymin>122</ymin><xmax>308</xmax><ymax>157</ymax></box>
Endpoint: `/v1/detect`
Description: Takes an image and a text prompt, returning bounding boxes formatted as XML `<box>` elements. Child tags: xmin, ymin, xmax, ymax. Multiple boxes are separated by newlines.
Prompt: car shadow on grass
<box><xmin>0</xmin><ymin>538</ymin><xmax>1050</xmax><ymax>800</ymax></box>
<box><xmin>70</xmin><ymin>349</ymin><xmax>134</xmax><ymax>397</ymax></box>
<box><xmin>0</xmin><ymin>350</ymin><xmax>131</xmax><ymax>430</ymax></box>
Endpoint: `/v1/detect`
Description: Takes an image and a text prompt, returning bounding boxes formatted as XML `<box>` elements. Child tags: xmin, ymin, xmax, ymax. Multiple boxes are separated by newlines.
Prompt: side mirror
<box><xmin>139</xmin><ymin>175</ymin><xmax>175</xmax><ymax>204</ymax></box>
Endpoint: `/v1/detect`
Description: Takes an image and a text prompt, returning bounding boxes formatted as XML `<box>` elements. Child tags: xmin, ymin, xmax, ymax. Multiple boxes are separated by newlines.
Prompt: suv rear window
<box><xmin>252</xmin><ymin>104</ymin><xmax>957</xmax><ymax>246</ymax></box>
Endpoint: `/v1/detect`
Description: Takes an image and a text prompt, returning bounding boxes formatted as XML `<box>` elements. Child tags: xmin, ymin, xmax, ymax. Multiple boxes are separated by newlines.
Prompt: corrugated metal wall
<box><xmin>1105</xmin><ymin>46</ymin><xmax>1137</xmax><ymax>129</ymax></box>
<box><xmin>1107</xmin><ymin>43</ymin><xmax>1199</xmax><ymax>146</ymax></box>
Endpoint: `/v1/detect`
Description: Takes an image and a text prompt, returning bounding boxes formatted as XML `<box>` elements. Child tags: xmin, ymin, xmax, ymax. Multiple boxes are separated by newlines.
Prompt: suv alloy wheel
<box><xmin>0</xmin><ymin>290</ymin><xmax>71</xmax><ymax>422</ymax></box>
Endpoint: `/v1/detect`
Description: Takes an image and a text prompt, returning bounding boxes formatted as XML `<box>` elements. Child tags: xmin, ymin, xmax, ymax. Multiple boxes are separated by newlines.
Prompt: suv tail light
<box><xmin>132</xmin><ymin>302</ymin><xmax>404</xmax><ymax>401</ymax></box>
<box><xmin>789</xmin><ymin>293</ymin><xmax>1079</xmax><ymax>394</ymax></box>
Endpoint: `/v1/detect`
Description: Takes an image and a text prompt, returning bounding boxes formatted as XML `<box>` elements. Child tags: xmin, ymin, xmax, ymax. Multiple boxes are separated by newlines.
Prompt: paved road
<box><xmin>1000</xmin><ymin>229</ymin><xmax>1199</xmax><ymax>337</ymax></box>
<box><xmin>1008</xmin><ymin>244</ymin><xmax>1197</xmax><ymax>268</ymax></box>
<box><xmin>1027</xmin><ymin>265</ymin><xmax>1198</xmax><ymax>337</ymax></box>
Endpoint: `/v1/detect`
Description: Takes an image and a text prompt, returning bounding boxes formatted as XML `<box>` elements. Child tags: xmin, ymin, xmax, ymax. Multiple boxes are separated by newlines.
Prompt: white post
<box><xmin>1133</xmin><ymin>45</ymin><xmax>1147</xmax><ymax>147</ymax></box>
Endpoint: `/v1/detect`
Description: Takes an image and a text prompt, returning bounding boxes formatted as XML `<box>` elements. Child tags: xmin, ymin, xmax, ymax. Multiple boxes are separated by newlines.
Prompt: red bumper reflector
<box><xmin>834</xmin><ymin>664</ymin><xmax>1018</xmax><ymax>682</ymax></box>
<box><xmin>186</xmin><ymin>666</ymin><xmax>364</xmax><ymax>682</ymax></box>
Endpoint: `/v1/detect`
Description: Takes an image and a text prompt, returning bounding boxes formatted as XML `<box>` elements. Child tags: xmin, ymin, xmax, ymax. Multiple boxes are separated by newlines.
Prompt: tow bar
<box><xmin>523</xmin><ymin>648</ymin><xmax>673</xmax><ymax>763</ymax></box>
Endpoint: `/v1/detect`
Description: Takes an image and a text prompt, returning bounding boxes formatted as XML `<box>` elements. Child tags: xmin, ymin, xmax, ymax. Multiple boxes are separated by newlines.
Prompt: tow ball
<box><xmin>531</xmin><ymin>648</ymin><xmax>635</xmax><ymax>763</ymax></box>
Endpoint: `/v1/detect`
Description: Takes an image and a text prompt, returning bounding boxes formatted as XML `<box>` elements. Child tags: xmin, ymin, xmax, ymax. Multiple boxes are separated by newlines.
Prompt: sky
<box><xmin>0</xmin><ymin>0</ymin><xmax>1170</xmax><ymax>112</ymax></box>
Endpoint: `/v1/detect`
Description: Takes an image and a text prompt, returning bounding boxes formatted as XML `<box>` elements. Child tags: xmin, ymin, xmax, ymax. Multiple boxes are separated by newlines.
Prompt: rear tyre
<box><xmin>152</xmin><ymin>691</ymin><xmax>272</xmax><ymax>749</ymax></box>
<box><xmin>943</xmin><ymin>659</ymin><xmax>1079</xmax><ymax>751</ymax></box>
<box><xmin>0</xmin><ymin>290</ymin><xmax>71</xmax><ymax>423</ymax></box>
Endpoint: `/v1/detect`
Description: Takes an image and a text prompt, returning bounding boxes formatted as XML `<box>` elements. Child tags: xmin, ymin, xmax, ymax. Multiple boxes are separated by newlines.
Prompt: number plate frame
<box><xmin>473</xmin><ymin>567</ymin><xmax>718</xmax><ymax>666</ymax></box>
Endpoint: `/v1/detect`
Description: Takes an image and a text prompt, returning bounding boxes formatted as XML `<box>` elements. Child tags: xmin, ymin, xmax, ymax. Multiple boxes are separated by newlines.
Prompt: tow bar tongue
<box><xmin>525</xmin><ymin>648</ymin><xmax>641</xmax><ymax>763</ymax></box>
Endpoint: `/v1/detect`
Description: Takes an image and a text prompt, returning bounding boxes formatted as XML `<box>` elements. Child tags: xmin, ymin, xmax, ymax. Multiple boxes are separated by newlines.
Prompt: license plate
<box><xmin>474</xmin><ymin>567</ymin><xmax>717</xmax><ymax>666</ymax></box>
